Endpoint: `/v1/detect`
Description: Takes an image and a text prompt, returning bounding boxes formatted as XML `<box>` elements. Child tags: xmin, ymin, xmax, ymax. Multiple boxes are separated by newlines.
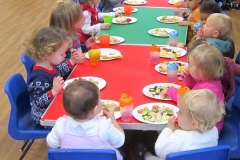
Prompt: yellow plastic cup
<box><xmin>88</xmin><ymin>49</ymin><xmax>101</xmax><ymax>65</ymax></box>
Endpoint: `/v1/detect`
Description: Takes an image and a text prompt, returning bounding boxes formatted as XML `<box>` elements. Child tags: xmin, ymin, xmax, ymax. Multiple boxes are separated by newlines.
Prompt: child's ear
<box><xmin>212</xmin><ymin>30</ymin><xmax>219</xmax><ymax>38</ymax></box>
<box><xmin>90</xmin><ymin>105</ymin><xmax>98</xmax><ymax>115</ymax></box>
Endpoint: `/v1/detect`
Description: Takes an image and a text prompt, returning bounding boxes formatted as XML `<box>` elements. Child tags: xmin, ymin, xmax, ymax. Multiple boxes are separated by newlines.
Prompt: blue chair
<box><xmin>4</xmin><ymin>73</ymin><xmax>51</xmax><ymax>160</ymax></box>
<box><xmin>218</xmin><ymin>87</ymin><xmax>240</xmax><ymax>158</ymax></box>
<box><xmin>165</xmin><ymin>145</ymin><xmax>230</xmax><ymax>160</ymax></box>
<box><xmin>20</xmin><ymin>52</ymin><xmax>35</xmax><ymax>82</ymax></box>
<box><xmin>47</xmin><ymin>149</ymin><xmax>117</xmax><ymax>160</ymax></box>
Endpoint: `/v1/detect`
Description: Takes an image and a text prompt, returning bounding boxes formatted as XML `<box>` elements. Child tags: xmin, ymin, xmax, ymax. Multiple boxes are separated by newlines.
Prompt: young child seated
<box><xmin>144</xmin><ymin>89</ymin><xmax>224</xmax><ymax>160</ymax></box>
<box><xmin>22</xmin><ymin>27</ymin><xmax>80</xmax><ymax>126</ymax></box>
<box><xmin>46</xmin><ymin>81</ymin><xmax>125</xmax><ymax>160</ymax></box>
<box><xmin>200</xmin><ymin>1</ymin><xmax>222</xmax><ymax>25</ymax></box>
<box><xmin>178</xmin><ymin>0</ymin><xmax>201</xmax><ymax>42</ymax></box>
<box><xmin>78</xmin><ymin>0</ymin><xmax>121</xmax><ymax>43</ymax></box>
<box><xmin>196</xmin><ymin>13</ymin><xmax>235</xmax><ymax>59</ymax></box>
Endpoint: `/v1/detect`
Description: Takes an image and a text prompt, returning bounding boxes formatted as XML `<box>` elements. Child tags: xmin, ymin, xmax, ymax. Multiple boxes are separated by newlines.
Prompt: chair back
<box><xmin>4</xmin><ymin>73</ymin><xmax>49</xmax><ymax>140</ymax></box>
<box><xmin>47</xmin><ymin>149</ymin><xmax>117</xmax><ymax>160</ymax></box>
<box><xmin>236</xmin><ymin>50</ymin><xmax>240</xmax><ymax>64</ymax></box>
<box><xmin>20</xmin><ymin>52</ymin><xmax>35</xmax><ymax>82</ymax></box>
<box><xmin>165</xmin><ymin>145</ymin><xmax>230</xmax><ymax>160</ymax></box>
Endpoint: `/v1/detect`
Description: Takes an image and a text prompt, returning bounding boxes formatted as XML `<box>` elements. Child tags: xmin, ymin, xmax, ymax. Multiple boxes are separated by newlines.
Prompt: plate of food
<box><xmin>159</xmin><ymin>46</ymin><xmax>186</xmax><ymax>58</ymax></box>
<box><xmin>85</xmin><ymin>48</ymin><xmax>123</xmax><ymax>60</ymax></box>
<box><xmin>142</xmin><ymin>83</ymin><xmax>181</xmax><ymax>100</ymax></box>
<box><xmin>155</xmin><ymin>61</ymin><xmax>188</xmax><ymax>75</ymax></box>
<box><xmin>124</xmin><ymin>0</ymin><xmax>147</xmax><ymax>5</ymax></box>
<box><xmin>95</xmin><ymin>36</ymin><xmax>124</xmax><ymax>44</ymax></box>
<box><xmin>97</xmin><ymin>100</ymin><xmax>121</xmax><ymax>119</ymax></box>
<box><xmin>113</xmin><ymin>7</ymin><xmax>138</xmax><ymax>13</ymax></box>
<box><xmin>113</xmin><ymin>16</ymin><xmax>137</xmax><ymax>24</ymax></box>
<box><xmin>157</xmin><ymin>15</ymin><xmax>183</xmax><ymax>23</ymax></box>
<box><xmin>148</xmin><ymin>28</ymin><xmax>175</xmax><ymax>37</ymax></box>
<box><xmin>167</xmin><ymin>0</ymin><xmax>181</xmax><ymax>4</ymax></box>
<box><xmin>133</xmin><ymin>102</ymin><xmax>179</xmax><ymax>124</ymax></box>
<box><xmin>63</xmin><ymin>76</ymin><xmax>106</xmax><ymax>89</ymax></box>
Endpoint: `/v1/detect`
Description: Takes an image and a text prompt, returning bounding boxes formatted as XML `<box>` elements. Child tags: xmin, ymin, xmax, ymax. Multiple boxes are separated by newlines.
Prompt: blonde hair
<box><xmin>188</xmin><ymin>43</ymin><xmax>224</xmax><ymax>80</ymax></box>
<box><xmin>208</xmin><ymin>13</ymin><xmax>232</xmax><ymax>39</ymax></box>
<box><xmin>49</xmin><ymin>0</ymin><xmax>82</xmax><ymax>38</ymax></box>
<box><xmin>178</xmin><ymin>89</ymin><xmax>225</xmax><ymax>133</ymax></box>
<box><xmin>22</xmin><ymin>27</ymin><xmax>70</xmax><ymax>61</ymax></box>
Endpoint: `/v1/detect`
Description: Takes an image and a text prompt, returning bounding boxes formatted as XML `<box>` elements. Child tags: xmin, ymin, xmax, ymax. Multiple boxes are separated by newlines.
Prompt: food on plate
<box><xmin>150</xmin><ymin>29</ymin><xmax>169</xmax><ymax>37</ymax></box>
<box><xmin>137</xmin><ymin>105</ymin><xmax>174</xmax><ymax>122</ymax></box>
<box><xmin>96</xmin><ymin>36</ymin><xmax>121</xmax><ymax>43</ymax></box>
<box><xmin>159</xmin><ymin>47</ymin><xmax>182</xmax><ymax>58</ymax></box>
<box><xmin>159</xmin><ymin>15</ymin><xmax>181</xmax><ymax>23</ymax></box>
<box><xmin>66</xmin><ymin>77</ymin><xmax>99</xmax><ymax>87</ymax></box>
<box><xmin>103</xmin><ymin>100</ymin><xmax>120</xmax><ymax>111</ymax></box>
<box><xmin>158</xmin><ymin>61</ymin><xmax>187</xmax><ymax>73</ymax></box>
<box><xmin>126</xmin><ymin>0</ymin><xmax>144</xmax><ymax>4</ymax></box>
<box><xmin>148</xmin><ymin>85</ymin><xmax>170</xmax><ymax>99</ymax></box>
<box><xmin>115</xmin><ymin>17</ymin><xmax>132</xmax><ymax>23</ymax></box>
<box><xmin>100</xmin><ymin>54</ymin><xmax>123</xmax><ymax>59</ymax></box>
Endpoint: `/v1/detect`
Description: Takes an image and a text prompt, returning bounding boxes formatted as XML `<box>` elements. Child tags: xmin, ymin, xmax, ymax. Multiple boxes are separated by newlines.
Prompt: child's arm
<box><xmin>81</xmin><ymin>10</ymin><xmax>102</xmax><ymax>35</ymax></box>
<box><xmin>166</xmin><ymin>87</ymin><xmax>179</xmax><ymax>102</ymax></box>
<box><xmin>57</xmin><ymin>60</ymin><xmax>75</xmax><ymax>78</ymax></box>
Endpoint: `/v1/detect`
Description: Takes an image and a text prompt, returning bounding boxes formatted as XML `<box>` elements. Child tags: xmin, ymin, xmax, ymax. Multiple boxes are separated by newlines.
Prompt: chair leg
<box><xmin>20</xmin><ymin>140</ymin><xmax>29</xmax><ymax>151</ymax></box>
<box><xmin>19</xmin><ymin>140</ymin><xmax>34</xmax><ymax>160</ymax></box>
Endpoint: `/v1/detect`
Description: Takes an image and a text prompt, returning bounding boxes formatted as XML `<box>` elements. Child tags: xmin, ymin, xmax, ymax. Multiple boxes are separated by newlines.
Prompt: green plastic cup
<box><xmin>103</xmin><ymin>16</ymin><xmax>113</xmax><ymax>25</ymax></box>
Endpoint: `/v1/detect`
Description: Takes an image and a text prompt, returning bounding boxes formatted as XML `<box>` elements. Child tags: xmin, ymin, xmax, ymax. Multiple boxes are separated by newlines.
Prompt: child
<box><xmin>100</xmin><ymin>0</ymin><xmax>122</xmax><ymax>12</ymax></box>
<box><xmin>46</xmin><ymin>81</ymin><xmax>125</xmax><ymax>160</ymax></box>
<box><xmin>200</xmin><ymin>1</ymin><xmax>222</xmax><ymax>25</ymax></box>
<box><xmin>196</xmin><ymin>13</ymin><xmax>235</xmax><ymax>59</ymax></box>
<box><xmin>22</xmin><ymin>27</ymin><xmax>79</xmax><ymax>126</ymax></box>
<box><xmin>144</xmin><ymin>89</ymin><xmax>224</xmax><ymax>160</ymax></box>
<box><xmin>78</xmin><ymin>0</ymin><xmax>121</xmax><ymax>43</ymax></box>
<box><xmin>178</xmin><ymin>0</ymin><xmax>201</xmax><ymax>42</ymax></box>
<box><xmin>49</xmin><ymin>0</ymin><xmax>95</xmax><ymax>59</ymax></box>
<box><xmin>161</xmin><ymin>44</ymin><xmax>225</xmax><ymax>131</ymax></box>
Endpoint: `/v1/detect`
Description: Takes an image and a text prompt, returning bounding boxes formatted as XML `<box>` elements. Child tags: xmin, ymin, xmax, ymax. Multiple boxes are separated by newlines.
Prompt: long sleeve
<box><xmin>183</xmin><ymin>75</ymin><xmax>197</xmax><ymax>89</ymax></box>
<box><xmin>57</xmin><ymin>60</ymin><xmax>74</xmax><ymax>79</ymax></box>
<box><xmin>166</xmin><ymin>86</ymin><xmax>179</xmax><ymax>102</ymax></box>
<box><xmin>81</xmin><ymin>10</ymin><xmax>101</xmax><ymax>35</ymax></box>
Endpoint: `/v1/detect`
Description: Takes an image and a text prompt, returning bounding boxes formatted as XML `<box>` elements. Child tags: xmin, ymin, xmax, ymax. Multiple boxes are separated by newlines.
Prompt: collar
<box><xmin>192</xmin><ymin>6</ymin><xmax>200</xmax><ymax>11</ymax></box>
<box><xmin>33</xmin><ymin>64</ymin><xmax>56</xmax><ymax>74</ymax></box>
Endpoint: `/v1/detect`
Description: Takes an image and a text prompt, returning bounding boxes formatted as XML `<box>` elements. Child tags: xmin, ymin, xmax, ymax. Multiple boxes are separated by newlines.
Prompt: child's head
<box><xmin>63</xmin><ymin>81</ymin><xmax>103</xmax><ymax>120</ymax></box>
<box><xmin>83</xmin><ymin>0</ymin><xmax>100</xmax><ymax>6</ymax></box>
<box><xmin>202</xmin><ymin>13</ymin><xmax>232</xmax><ymax>39</ymax></box>
<box><xmin>200</xmin><ymin>1</ymin><xmax>221</xmax><ymax>25</ymax></box>
<box><xmin>177</xmin><ymin>89</ymin><xmax>224</xmax><ymax>133</ymax></box>
<box><xmin>23</xmin><ymin>27</ymin><xmax>70</xmax><ymax>64</ymax></box>
<box><xmin>183</xmin><ymin>0</ymin><xmax>201</xmax><ymax>10</ymax></box>
<box><xmin>187</xmin><ymin>43</ymin><xmax>224</xmax><ymax>81</ymax></box>
<box><xmin>49</xmin><ymin>0</ymin><xmax>84</xmax><ymax>38</ymax></box>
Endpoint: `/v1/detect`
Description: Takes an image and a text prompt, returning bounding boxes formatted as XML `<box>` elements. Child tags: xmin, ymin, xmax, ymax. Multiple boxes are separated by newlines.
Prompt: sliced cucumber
<box><xmin>109</xmin><ymin>52</ymin><xmax>116</xmax><ymax>55</ymax></box>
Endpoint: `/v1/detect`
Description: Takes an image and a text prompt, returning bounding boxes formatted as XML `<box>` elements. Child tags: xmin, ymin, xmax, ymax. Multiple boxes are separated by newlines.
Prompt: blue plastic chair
<box><xmin>165</xmin><ymin>145</ymin><xmax>230</xmax><ymax>160</ymax></box>
<box><xmin>20</xmin><ymin>52</ymin><xmax>35</xmax><ymax>82</ymax></box>
<box><xmin>218</xmin><ymin>86</ymin><xmax>240</xmax><ymax>158</ymax></box>
<box><xmin>4</xmin><ymin>73</ymin><xmax>51</xmax><ymax>160</ymax></box>
<box><xmin>47</xmin><ymin>149</ymin><xmax>117</xmax><ymax>160</ymax></box>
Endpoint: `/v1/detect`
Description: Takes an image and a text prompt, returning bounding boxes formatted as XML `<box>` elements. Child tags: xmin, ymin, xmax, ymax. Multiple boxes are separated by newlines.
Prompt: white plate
<box><xmin>124</xmin><ymin>0</ymin><xmax>147</xmax><ymax>5</ymax></box>
<box><xmin>133</xmin><ymin>102</ymin><xmax>179</xmax><ymax>124</ymax></box>
<box><xmin>159</xmin><ymin>46</ymin><xmax>186</xmax><ymax>58</ymax></box>
<box><xmin>113</xmin><ymin>17</ymin><xmax>137</xmax><ymax>24</ymax></box>
<box><xmin>113</xmin><ymin>7</ymin><xmax>138</xmax><ymax>13</ymax></box>
<box><xmin>168</xmin><ymin>0</ymin><xmax>181</xmax><ymax>4</ymax></box>
<box><xmin>142</xmin><ymin>83</ymin><xmax>181</xmax><ymax>100</ymax></box>
<box><xmin>63</xmin><ymin>76</ymin><xmax>106</xmax><ymax>89</ymax></box>
<box><xmin>148</xmin><ymin>28</ymin><xmax>175</xmax><ymax>37</ymax></box>
<box><xmin>100</xmin><ymin>100</ymin><xmax>121</xmax><ymax>119</ymax></box>
<box><xmin>155</xmin><ymin>61</ymin><xmax>188</xmax><ymax>75</ymax></box>
<box><xmin>157</xmin><ymin>16</ymin><xmax>183</xmax><ymax>23</ymax></box>
<box><xmin>85</xmin><ymin>48</ymin><xmax>122</xmax><ymax>61</ymax></box>
<box><xmin>95</xmin><ymin>36</ymin><xmax>125</xmax><ymax>44</ymax></box>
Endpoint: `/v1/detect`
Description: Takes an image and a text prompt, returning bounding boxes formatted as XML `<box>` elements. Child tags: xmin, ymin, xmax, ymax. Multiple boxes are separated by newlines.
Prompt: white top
<box><xmin>46</xmin><ymin>116</ymin><xmax>125</xmax><ymax>148</ymax></box>
<box><xmin>81</xmin><ymin>10</ymin><xmax>115</xmax><ymax>35</ymax></box>
<box><xmin>155</xmin><ymin>127</ymin><xmax>218</xmax><ymax>159</ymax></box>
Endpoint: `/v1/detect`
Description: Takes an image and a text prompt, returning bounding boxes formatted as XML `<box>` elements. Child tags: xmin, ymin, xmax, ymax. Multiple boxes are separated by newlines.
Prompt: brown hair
<box><xmin>200</xmin><ymin>1</ymin><xmax>221</xmax><ymax>14</ymax></box>
<box><xmin>63</xmin><ymin>81</ymin><xmax>99</xmax><ymax>119</ymax></box>
<box><xmin>22</xmin><ymin>27</ymin><xmax>70</xmax><ymax>61</ymax></box>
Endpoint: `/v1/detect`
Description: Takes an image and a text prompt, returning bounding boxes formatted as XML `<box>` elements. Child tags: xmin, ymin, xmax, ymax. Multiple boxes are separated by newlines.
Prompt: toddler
<box><xmin>200</xmin><ymin>1</ymin><xmax>221</xmax><ymax>25</ymax></box>
<box><xmin>78</xmin><ymin>0</ymin><xmax>121</xmax><ymax>43</ymax></box>
<box><xmin>22</xmin><ymin>27</ymin><xmax>79</xmax><ymax>126</ymax></box>
<box><xmin>196</xmin><ymin>13</ymin><xmax>235</xmax><ymax>59</ymax></box>
<box><xmin>178</xmin><ymin>0</ymin><xmax>201</xmax><ymax>42</ymax></box>
<box><xmin>145</xmin><ymin>89</ymin><xmax>225</xmax><ymax>160</ymax></box>
<box><xmin>46</xmin><ymin>81</ymin><xmax>125</xmax><ymax>160</ymax></box>
<box><xmin>49</xmin><ymin>0</ymin><xmax>95</xmax><ymax>60</ymax></box>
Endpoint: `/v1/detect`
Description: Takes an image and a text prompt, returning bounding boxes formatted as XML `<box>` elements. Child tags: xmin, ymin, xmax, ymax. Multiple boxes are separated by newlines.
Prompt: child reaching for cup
<box><xmin>22</xmin><ymin>27</ymin><xmax>80</xmax><ymax>127</ymax></box>
<box><xmin>144</xmin><ymin>89</ymin><xmax>225</xmax><ymax>160</ymax></box>
<box><xmin>46</xmin><ymin>81</ymin><xmax>125</xmax><ymax>160</ymax></box>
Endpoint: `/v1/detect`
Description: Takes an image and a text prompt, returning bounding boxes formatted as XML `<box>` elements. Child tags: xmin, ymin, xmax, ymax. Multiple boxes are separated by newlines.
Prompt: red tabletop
<box><xmin>41</xmin><ymin>44</ymin><xmax>186</xmax><ymax>130</ymax></box>
<box><xmin>124</xmin><ymin>0</ymin><xmax>174</xmax><ymax>8</ymax></box>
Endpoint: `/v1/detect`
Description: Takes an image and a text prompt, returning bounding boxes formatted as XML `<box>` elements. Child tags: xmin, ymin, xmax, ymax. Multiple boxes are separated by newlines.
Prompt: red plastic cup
<box><xmin>123</xmin><ymin>5</ymin><xmax>132</xmax><ymax>16</ymax></box>
<box><xmin>99</xmin><ymin>35</ymin><xmax>110</xmax><ymax>48</ymax></box>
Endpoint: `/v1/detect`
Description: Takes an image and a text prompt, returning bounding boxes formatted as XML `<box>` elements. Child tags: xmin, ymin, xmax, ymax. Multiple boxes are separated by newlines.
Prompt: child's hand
<box><xmin>160</xmin><ymin>87</ymin><xmax>168</xmax><ymax>98</ymax></box>
<box><xmin>103</xmin><ymin>107</ymin><xmax>115</xmax><ymax>120</ymax></box>
<box><xmin>196</xmin><ymin>28</ymin><xmax>204</xmax><ymax>39</ymax></box>
<box><xmin>178</xmin><ymin>21</ymin><xmax>190</xmax><ymax>26</ymax></box>
<box><xmin>167</xmin><ymin>116</ymin><xmax>179</xmax><ymax>131</ymax></box>
<box><xmin>100</xmin><ymin>23</ymin><xmax>111</xmax><ymax>30</ymax></box>
<box><xmin>85</xmin><ymin>37</ymin><xmax>95</xmax><ymax>49</ymax></box>
<box><xmin>115</xmin><ymin>11</ymin><xmax>122</xmax><ymax>17</ymax></box>
<box><xmin>182</xmin><ymin>67</ymin><xmax>189</xmax><ymax>78</ymax></box>
<box><xmin>52</xmin><ymin>76</ymin><xmax>64</xmax><ymax>96</ymax></box>
<box><xmin>70</xmin><ymin>51</ymin><xmax>85</xmax><ymax>64</ymax></box>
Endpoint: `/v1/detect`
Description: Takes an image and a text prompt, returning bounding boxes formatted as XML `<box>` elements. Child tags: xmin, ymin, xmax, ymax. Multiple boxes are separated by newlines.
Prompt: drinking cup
<box><xmin>123</xmin><ymin>5</ymin><xmax>132</xmax><ymax>16</ymax></box>
<box><xmin>99</xmin><ymin>35</ymin><xmax>110</xmax><ymax>48</ymax></box>
<box><xmin>103</xmin><ymin>16</ymin><xmax>113</xmax><ymax>25</ymax></box>
<box><xmin>88</xmin><ymin>49</ymin><xmax>101</xmax><ymax>65</ymax></box>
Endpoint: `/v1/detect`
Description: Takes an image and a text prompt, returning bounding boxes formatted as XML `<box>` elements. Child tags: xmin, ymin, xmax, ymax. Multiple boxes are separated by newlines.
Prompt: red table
<box><xmin>41</xmin><ymin>45</ymin><xmax>186</xmax><ymax>130</ymax></box>
<box><xmin>124</xmin><ymin>0</ymin><xmax>174</xmax><ymax>8</ymax></box>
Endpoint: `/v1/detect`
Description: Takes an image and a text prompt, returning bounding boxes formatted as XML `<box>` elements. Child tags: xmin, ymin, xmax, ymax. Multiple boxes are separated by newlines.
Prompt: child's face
<box><xmin>177</xmin><ymin>105</ymin><xmax>194</xmax><ymax>130</ymax></box>
<box><xmin>187</xmin><ymin>56</ymin><xmax>205</xmax><ymax>80</ymax></box>
<box><xmin>93</xmin><ymin>0</ymin><xmax>100</xmax><ymax>5</ymax></box>
<box><xmin>74</xmin><ymin>16</ymin><xmax>85</xmax><ymax>29</ymax></box>
<box><xmin>184</xmin><ymin>0</ymin><xmax>201</xmax><ymax>10</ymax></box>
<box><xmin>200</xmin><ymin>12</ymin><xmax>211</xmax><ymax>25</ymax></box>
<box><xmin>202</xmin><ymin>17</ymin><xmax>218</xmax><ymax>38</ymax></box>
<box><xmin>48</xmin><ymin>41</ymin><xmax>68</xmax><ymax>65</ymax></box>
